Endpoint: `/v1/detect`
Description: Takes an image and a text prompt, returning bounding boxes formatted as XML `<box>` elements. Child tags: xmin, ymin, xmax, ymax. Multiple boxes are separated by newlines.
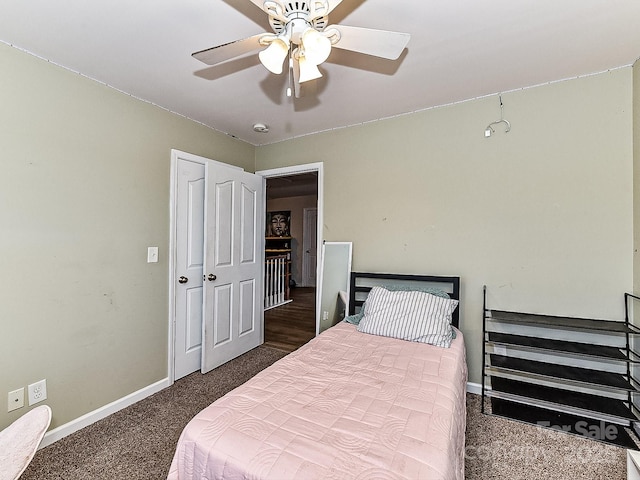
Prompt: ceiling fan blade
<box><xmin>192</xmin><ymin>34</ymin><xmax>265</xmax><ymax>66</ymax></box>
<box><xmin>248</xmin><ymin>0</ymin><xmax>265</xmax><ymax>10</ymax></box>
<box><xmin>326</xmin><ymin>0</ymin><xmax>343</xmax><ymax>14</ymax></box>
<box><xmin>326</xmin><ymin>25</ymin><xmax>410</xmax><ymax>60</ymax></box>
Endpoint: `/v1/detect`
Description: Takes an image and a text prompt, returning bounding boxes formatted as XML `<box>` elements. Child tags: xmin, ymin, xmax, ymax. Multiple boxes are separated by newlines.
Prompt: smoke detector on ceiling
<box><xmin>253</xmin><ymin>123</ymin><xmax>269</xmax><ymax>133</ymax></box>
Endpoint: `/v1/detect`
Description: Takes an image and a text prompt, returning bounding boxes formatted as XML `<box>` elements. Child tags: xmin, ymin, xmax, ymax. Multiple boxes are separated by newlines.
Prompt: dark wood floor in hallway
<box><xmin>264</xmin><ymin>287</ymin><xmax>316</xmax><ymax>353</ymax></box>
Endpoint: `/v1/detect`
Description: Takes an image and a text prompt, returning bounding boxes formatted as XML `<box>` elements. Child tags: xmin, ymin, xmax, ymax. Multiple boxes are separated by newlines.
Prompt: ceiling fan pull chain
<box><xmin>287</xmin><ymin>54</ymin><xmax>293</xmax><ymax>97</ymax></box>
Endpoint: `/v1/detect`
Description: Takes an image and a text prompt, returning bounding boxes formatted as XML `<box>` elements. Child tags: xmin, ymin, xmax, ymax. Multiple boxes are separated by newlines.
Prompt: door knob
<box><xmin>178</xmin><ymin>276</ymin><xmax>188</xmax><ymax>284</ymax></box>
<box><xmin>207</xmin><ymin>274</ymin><xmax>217</xmax><ymax>281</ymax></box>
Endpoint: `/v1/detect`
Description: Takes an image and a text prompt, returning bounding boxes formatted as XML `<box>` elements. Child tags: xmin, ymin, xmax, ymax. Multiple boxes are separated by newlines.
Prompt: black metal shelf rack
<box><xmin>482</xmin><ymin>288</ymin><xmax>640</xmax><ymax>449</ymax></box>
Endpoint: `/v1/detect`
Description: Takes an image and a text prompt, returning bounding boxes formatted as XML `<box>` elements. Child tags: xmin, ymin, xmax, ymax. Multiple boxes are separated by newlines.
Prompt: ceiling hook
<box><xmin>484</xmin><ymin>94</ymin><xmax>511</xmax><ymax>137</ymax></box>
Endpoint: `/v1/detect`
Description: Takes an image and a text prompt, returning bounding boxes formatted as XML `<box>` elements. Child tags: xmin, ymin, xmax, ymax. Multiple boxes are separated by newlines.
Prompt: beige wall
<box><xmin>257</xmin><ymin>69</ymin><xmax>635</xmax><ymax>384</ymax></box>
<box><xmin>0</xmin><ymin>43</ymin><xmax>253</xmax><ymax>430</ymax></box>
<box><xmin>266</xmin><ymin>195</ymin><xmax>317</xmax><ymax>285</ymax></box>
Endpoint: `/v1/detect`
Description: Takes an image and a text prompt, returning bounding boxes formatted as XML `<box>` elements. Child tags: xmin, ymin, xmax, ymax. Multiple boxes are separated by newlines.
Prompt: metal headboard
<box><xmin>348</xmin><ymin>272</ymin><xmax>461</xmax><ymax>328</ymax></box>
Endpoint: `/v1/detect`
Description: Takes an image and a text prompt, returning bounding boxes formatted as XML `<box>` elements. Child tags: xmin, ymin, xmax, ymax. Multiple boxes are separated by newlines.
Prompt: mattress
<box><xmin>168</xmin><ymin>322</ymin><xmax>467</xmax><ymax>480</ymax></box>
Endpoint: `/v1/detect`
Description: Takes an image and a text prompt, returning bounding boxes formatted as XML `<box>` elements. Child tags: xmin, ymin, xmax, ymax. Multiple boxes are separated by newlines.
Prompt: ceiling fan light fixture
<box><xmin>192</xmin><ymin>1</ymin><xmax>412</xmax><ymax>99</ymax></box>
<box><xmin>298</xmin><ymin>54</ymin><xmax>323</xmax><ymax>83</ymax></box>
<box><xmin>301</xmin><ymin>28</ymin><xmax>331</xmax><ymax>65</ymax></box>
<box><xmin>258</xmin><ymin>36</ymin><xmax>290</xmax><ymax>74</ymax></box>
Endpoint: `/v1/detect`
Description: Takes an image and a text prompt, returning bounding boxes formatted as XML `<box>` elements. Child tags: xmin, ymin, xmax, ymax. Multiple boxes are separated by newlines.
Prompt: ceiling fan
<box><xmin>192</xmin><ymin>0</ymin><xmax>410</xmax><ymax>97</ymax></box>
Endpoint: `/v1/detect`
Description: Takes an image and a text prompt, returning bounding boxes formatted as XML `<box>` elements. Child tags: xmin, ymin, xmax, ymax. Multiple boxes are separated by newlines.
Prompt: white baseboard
<box><xmin>466</xmin><ymin>381</ymin><xmax>482</xmax><ymax>395</ymax></box>
<box><xmin>40</xmin><ymin>377</ymin><xmax>170</xmax><ymax>449</ymax></box>
<box><xmin>38</xmin><ymin>378</ymin><xmax>483</xmax><ymax>449</ymax></box>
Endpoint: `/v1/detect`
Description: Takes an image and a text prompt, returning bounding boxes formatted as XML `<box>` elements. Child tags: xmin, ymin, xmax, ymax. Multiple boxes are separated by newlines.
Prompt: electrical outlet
<box><xmin>322</xmin><ymin>311</ymin><xmax>329</xmax><ymax>321</ymax></box>
<box><xmin>28</xmin><ymin>379</ymin><xmax>47</xmax><ymax>406</ymax></box>
<box><xmin>8</xmin><ymin>388</ymin><xmax>24</xmax><ymax>412</ymax></box>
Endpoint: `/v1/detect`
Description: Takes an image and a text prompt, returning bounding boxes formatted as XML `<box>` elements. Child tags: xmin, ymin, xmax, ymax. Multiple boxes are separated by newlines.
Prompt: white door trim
<box><xmin>256</xmin><ymin>162</ymin><xmax>324</xmax><ymax>335</ymax></box>
<box><xmin>168</xmin><ymin>149</ymin><xmax>244</xmax><ymax>385</ymax></box>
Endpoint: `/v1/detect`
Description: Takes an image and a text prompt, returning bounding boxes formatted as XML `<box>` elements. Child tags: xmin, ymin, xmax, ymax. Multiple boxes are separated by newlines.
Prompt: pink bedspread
<box><xmin>168</xmin><ymin>322</ymin><xmax>467</xmax><ymax>480</ymax></box>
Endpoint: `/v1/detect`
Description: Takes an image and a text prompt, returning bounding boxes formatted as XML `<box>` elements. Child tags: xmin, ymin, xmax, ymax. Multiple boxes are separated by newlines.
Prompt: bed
<box><xmin>168</xmin><ymin>272</ymin><xmax>467</xmax><ymax>480</ymax></box>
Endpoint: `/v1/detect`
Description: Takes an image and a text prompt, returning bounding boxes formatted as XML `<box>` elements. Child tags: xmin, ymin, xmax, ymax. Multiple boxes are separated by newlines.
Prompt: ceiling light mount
<box><xmin>266</xmin><ymin>1</ymin><xmax>329</xmax><ymax>35</ymax></box>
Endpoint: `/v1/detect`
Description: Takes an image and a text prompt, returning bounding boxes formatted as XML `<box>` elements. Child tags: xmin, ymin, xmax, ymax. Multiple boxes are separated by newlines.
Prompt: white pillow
<box><xmin>356</xmin><ymin>286</ymin><xmax>459</xmax><ymax>348</ymax></box>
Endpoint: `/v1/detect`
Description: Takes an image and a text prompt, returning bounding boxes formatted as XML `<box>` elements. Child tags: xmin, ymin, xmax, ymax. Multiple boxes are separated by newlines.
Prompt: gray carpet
<box><xmin>464</xmin><ymin>394</ymin><xmax>627</xmax><ymax>479</ymax></box>
<box><xmin>21</xmin><ymin>346</ymin><xmax>629</xmax><ymax>479</ymax></box>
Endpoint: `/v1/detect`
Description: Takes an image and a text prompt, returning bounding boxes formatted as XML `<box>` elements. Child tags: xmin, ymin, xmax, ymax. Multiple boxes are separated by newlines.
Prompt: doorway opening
<box><xmin>259</xmin><ymin>164</ymin><xmax>322</xmax><ymax>352</ymax></box>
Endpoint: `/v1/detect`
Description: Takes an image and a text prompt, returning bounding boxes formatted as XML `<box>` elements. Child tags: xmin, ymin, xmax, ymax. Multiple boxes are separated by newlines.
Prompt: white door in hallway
<box><xmin>174</xmin><ymin>158</ymin><xmax>205</xmax><ymax>380</ymax></box>
<box><xmin>201</xmin><ymin>162</ymin><xmax>265</xmax><ymax>373</ymax></box>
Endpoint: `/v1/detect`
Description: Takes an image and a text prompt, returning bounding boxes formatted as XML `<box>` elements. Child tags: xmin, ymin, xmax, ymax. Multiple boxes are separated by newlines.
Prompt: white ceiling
<box><xmin>2</xmin><ymin>1</ymin><xmax>639</xmax><ymax>146</ymax></box>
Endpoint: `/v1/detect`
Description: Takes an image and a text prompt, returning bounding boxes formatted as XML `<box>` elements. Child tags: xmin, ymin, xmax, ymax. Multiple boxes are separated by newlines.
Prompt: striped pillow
<box><xmin>356</xmin><ymin>287</ymin><xmax>458</xmax><ymax>348</ymax></box>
